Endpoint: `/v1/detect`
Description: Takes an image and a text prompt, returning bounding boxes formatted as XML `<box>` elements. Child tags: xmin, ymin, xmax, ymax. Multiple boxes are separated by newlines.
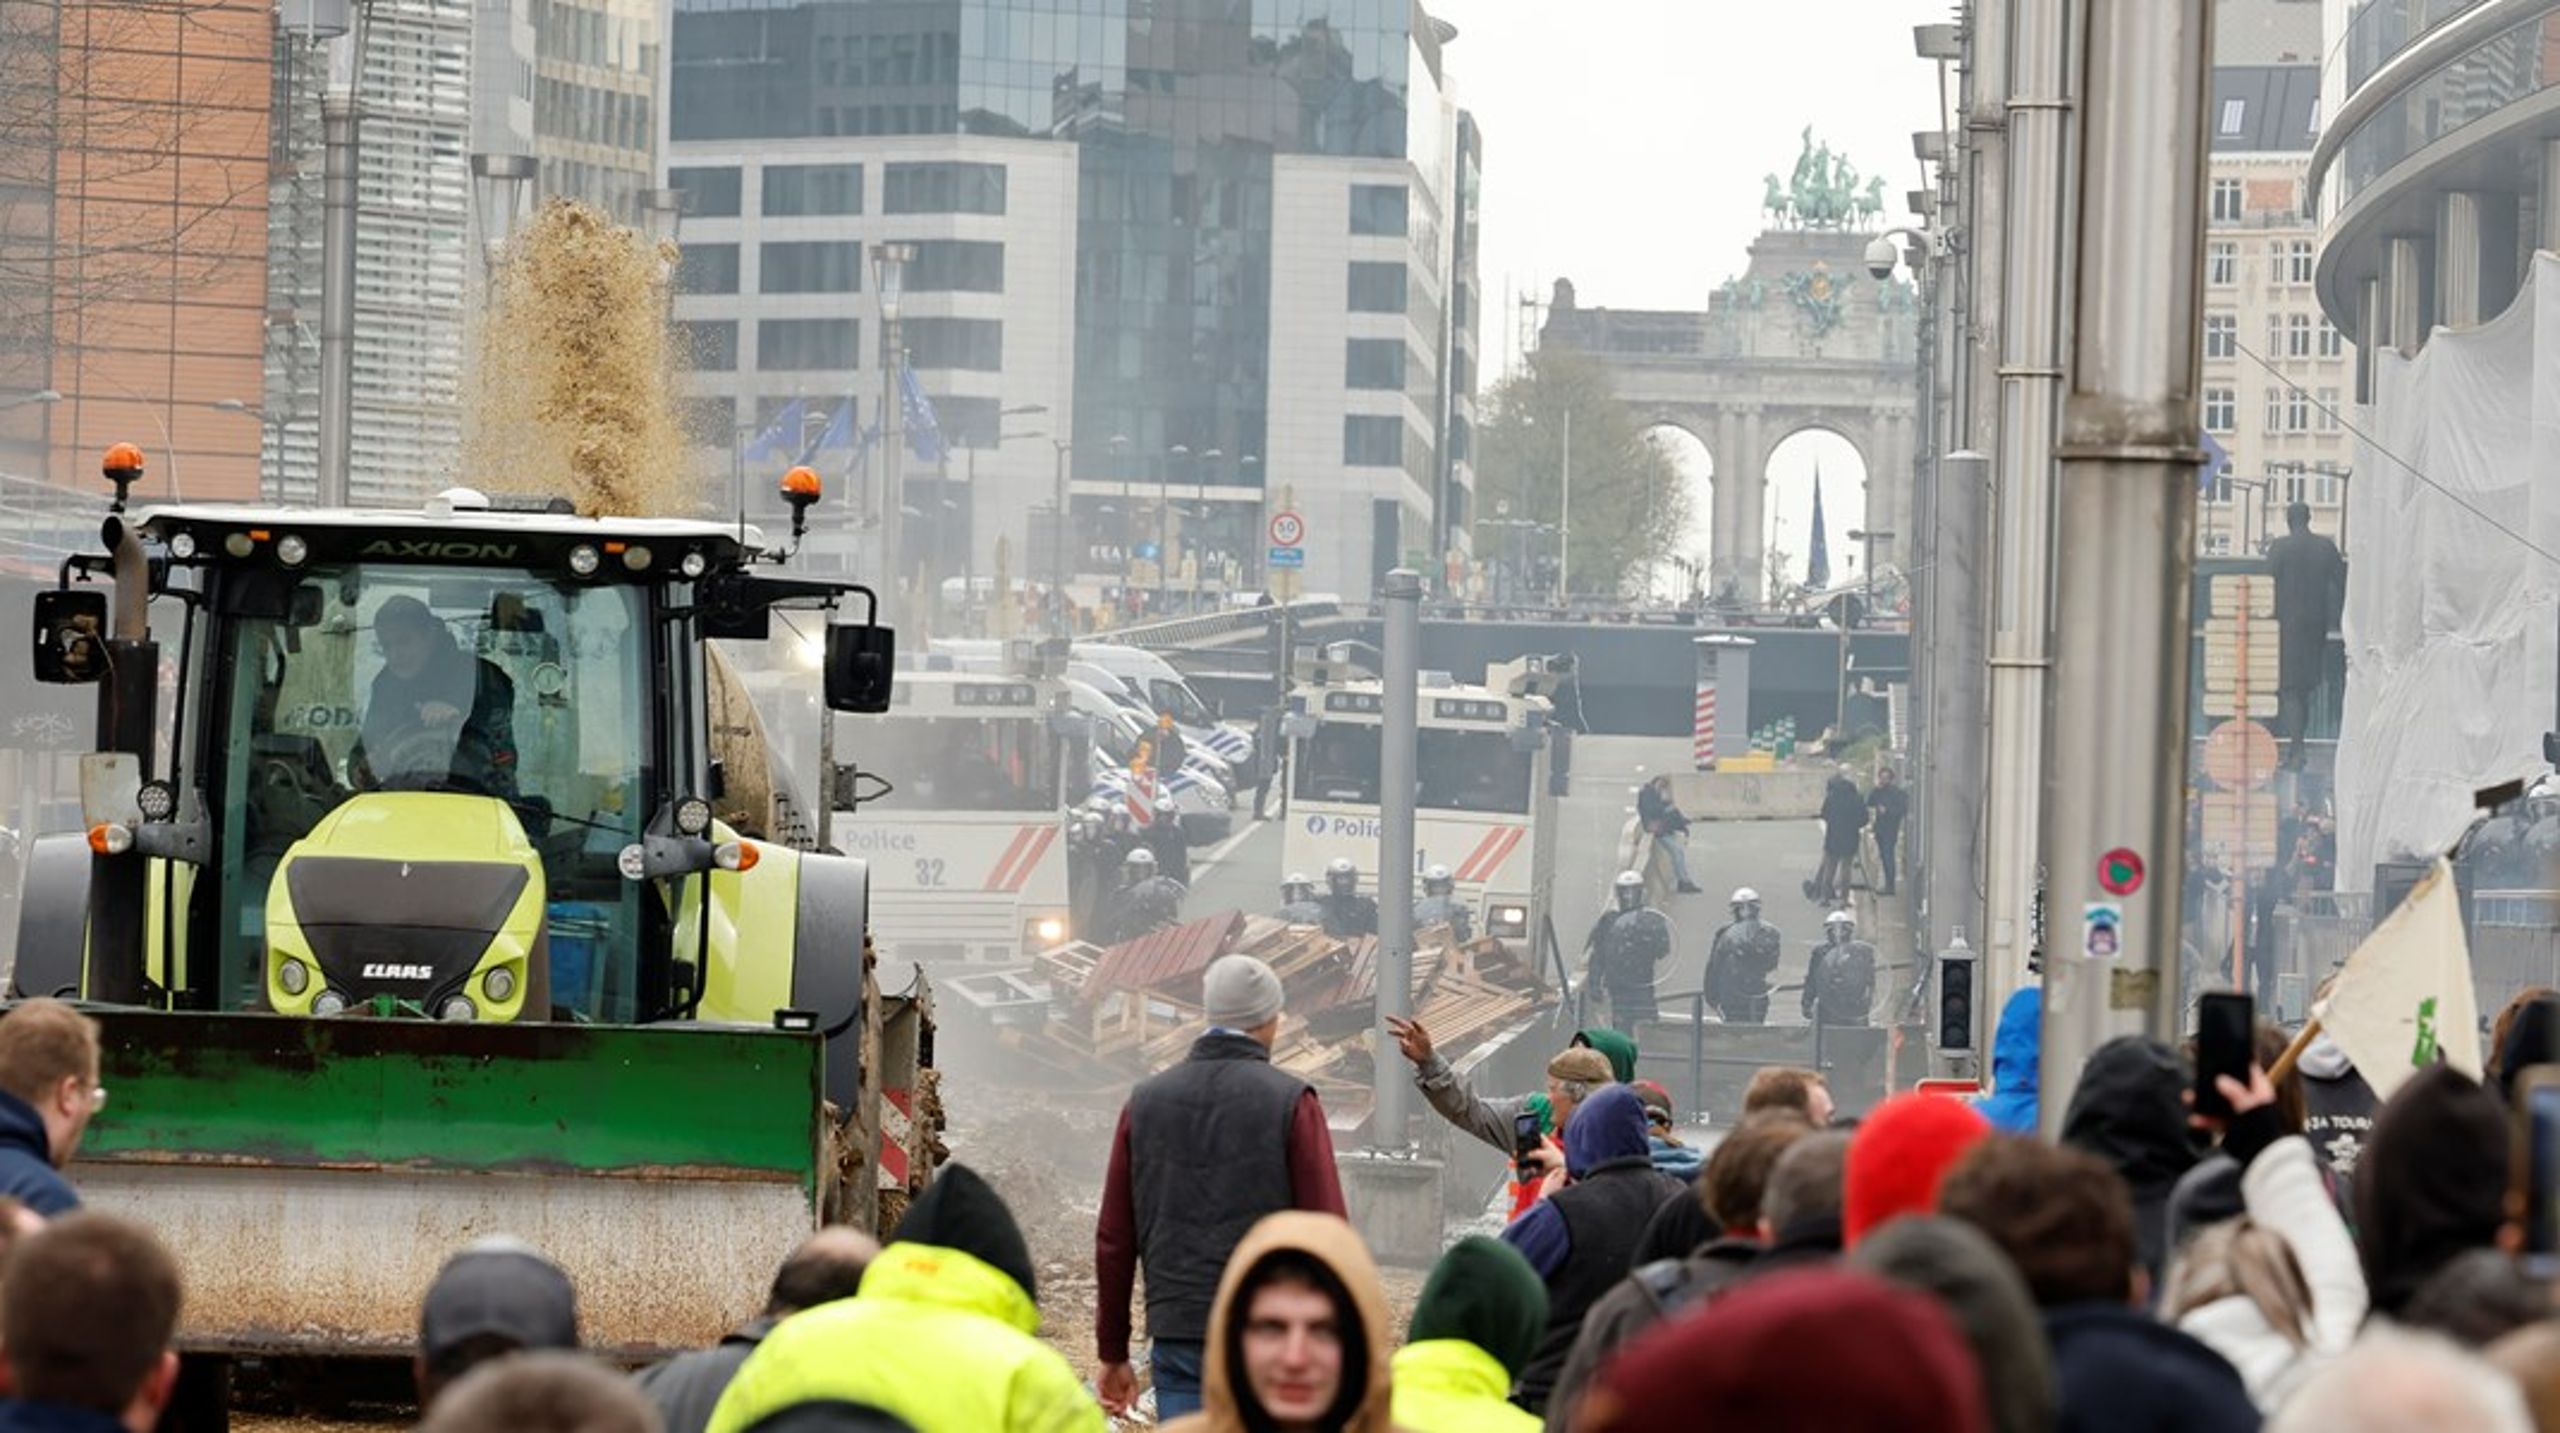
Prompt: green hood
<box><xmin>1407</xmin><ymin>1236</ymin><xmax>1547</xmax><ymax>1376</ymax></box>
<box><xmin>1576</xmin><ymin>1027</ymin><xmax>1639</xmax><ymax>1084</ymax></box>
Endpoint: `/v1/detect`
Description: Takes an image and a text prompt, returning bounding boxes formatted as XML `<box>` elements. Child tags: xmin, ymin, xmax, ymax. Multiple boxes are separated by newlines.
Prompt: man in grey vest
<box><xmin>1095</xmin><ymin>955</ymin><xmax>1347</xmax><ymax>1421</ymax></box>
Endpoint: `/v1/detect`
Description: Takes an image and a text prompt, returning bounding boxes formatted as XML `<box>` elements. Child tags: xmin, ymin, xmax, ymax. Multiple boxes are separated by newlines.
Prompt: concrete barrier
<box><xmin>1667</xmin><ymin>768</ymin><xmax>1827</xmax><ymax>821</ymax></box>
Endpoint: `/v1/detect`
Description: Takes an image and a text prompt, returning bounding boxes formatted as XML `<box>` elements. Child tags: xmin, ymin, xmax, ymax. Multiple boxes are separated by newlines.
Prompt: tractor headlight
<box><xmin>679</xmin><ymin>550</ymin><xmax>708</xmax><ymax>579</ymax></box>
<box><xmin>675</xmin><ymin>796</ymin><xmax>713</xmax><ymax>836</ymax></box>
<box><xmin>438</xmin><ymin>995</ymin><xmax>478</xmax><ymax>1022</ymax></box>
<box><xmin>1489</xmin><ymin>903</ymin><xmax>1530</xmax><ymax>937</ymax></box>
<box><xmin>312</xmin><ymin>990</ymin><xmax>348</xmax><ymax>1017</ymax></box>
<box><xmin>276</xmin><ymin>533</ymin><xmax>309</xmax><ymax>567</ymax></box>
<box><xmin>137</xmin><ymin>779</ymin><xmax>176</xmax><ymax>823</ymax></box>
<box><xmin>568</xmin><ymin>543</ymin><xmax>602</xmax><ymax>577</ymax></box>
<box><xmin>482</xmin><ymin>966</ymin><xmax>516</xmax><ymax>1004</ymax></box>
<box><xmin>277</xmin><ymin>958</ymin><xmax>310</xmax><ymax>997</ymax></box>
<box><xmin>168</xmin><ymin>531</ymin><xmax>196</xmax><ymax>560</ymax></box>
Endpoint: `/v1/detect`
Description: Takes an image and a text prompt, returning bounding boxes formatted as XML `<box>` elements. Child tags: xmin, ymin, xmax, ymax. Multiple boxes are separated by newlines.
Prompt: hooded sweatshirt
<box><xmin>1501</xmin><ymin>1086</ymin><xmax>1688</xmax><ymax>1412</ymax></box>
<box><xmin>706</xmin><ymin>1166</ymin><xmax>1100</xmax><ymax>1433</ymax></box>
<box><xmin>2295</xmin><ymin>1034</ymin><xmax>2376</xmax><ymax>1196</ymax></box>
<box><xmin>2042</xmin><ymin>1302</ymin><xmax>2258</xmax><ymax>1433</ymax></box>
<box><xmin>1575</xmin><ymin>1027</ymin><xmax>1639</xmax><ymax>1084</ymax></box>
<box><xmin>1849</xmin><ymin>1216</ymin><xmax>2056</xmax><ymax>1433</ymax></box>
<box><xmin>2061</xmin><ymin>1036</ymin><xmax>2200</xmax><ymax>1283</ymax></box>
<box><xmin>2354</xmin><ymin>1062</ymin><xmax>2507</xmax><ymax>1320</ymax></box>
<box><xmin>1972</xmin><ymin>987</ymin><xmax>2042</xmax><ymax>1135</ymax></box>
<box><xmin>1162</xmin><ymin>1212</ymin><xmax>1395</xmax><ymax>1433</ymax></box>
<box><xmin>1394</xmin><ymin>1236</ymin><xmax>1547</xmax><ymax>1433</ymax></box>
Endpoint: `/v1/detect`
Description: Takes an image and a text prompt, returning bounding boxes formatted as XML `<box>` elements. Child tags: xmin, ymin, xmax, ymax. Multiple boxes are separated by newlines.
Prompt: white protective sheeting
<box><xmin>2335</xmin><ymin>252</ymin><xmax>2560</xmax><ymax>879</ymax></box>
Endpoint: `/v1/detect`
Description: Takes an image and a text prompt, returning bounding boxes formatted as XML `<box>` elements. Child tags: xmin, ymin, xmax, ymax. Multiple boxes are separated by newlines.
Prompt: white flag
<box><xmin>2311</xmin><ymin>857</ymin><xmax>2482</xmax><ymax>1102</ymax></box>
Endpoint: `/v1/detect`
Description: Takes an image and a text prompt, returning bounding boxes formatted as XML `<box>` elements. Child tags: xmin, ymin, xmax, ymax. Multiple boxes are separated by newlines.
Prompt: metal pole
<box><xmin>318</xmin><ymin>90</ymin><xmax>361</xmax><ymax>508</ymax></box>
<box><xmin>2039</xmin><ymin>0</ymin><xmax>2210</xmax><ymax>1133</ymax></box>
<box><xmin>881</xmin><ymin>325</ymin><xmax>903</xmax><ymax>594</ymax></box>
<box><xmin>1983</xmin><ymin>0</ymin><xmax>2077</xmax><ymax>1015</ymax></box>
<box><xmin>1926</xmin><ymin>450</ymin><xmax>1991</xmax><ymax>1057</ymax></box>
<box><xmin>1559</xmin><ymin>410</ymin><xmax>1572</xmax><ymax>603</ymax></box>
<box><xmin>1053</xmin><ymin>440</ymin><xmax>1070</xmax><ymax>635</ymax></box>
<box><xmin>1374</xmin><ymin>567</ymin><xmax>1423</xmax><ymax>1151</ymax></box>
<box><xmin>1158</xmin><ymin>456</ymin><xmax>1172</xmax><ymax>610</ymax></box>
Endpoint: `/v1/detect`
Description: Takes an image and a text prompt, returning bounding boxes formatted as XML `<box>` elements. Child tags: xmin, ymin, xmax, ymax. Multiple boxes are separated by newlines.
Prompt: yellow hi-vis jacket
<box><xmin>706</xmin><ymin>1241</ymin><xmax>1103</xmax><ymax>1433</ymax></box>
<box><xmin>1390</xmin><ymin>1338</ymin><xmax>1539</xmax><ymax>1433</ymax></box>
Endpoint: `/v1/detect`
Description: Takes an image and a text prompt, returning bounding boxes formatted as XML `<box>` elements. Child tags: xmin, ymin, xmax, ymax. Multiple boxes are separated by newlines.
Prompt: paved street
<box><xmin>1183</xmin><ymin>735</ymin><xmax>1862</xmax><ymax>1022</ymax></box>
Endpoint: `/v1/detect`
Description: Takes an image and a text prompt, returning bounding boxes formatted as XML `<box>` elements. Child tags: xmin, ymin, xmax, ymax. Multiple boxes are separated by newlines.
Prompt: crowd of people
<box><xmin>19</xmin><ymin>955</ymin><xmax>2560</xmax><ymax>1432</ymax></box>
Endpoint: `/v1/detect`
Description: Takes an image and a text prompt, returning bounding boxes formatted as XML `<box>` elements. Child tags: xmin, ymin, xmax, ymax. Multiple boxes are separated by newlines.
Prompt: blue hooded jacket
<box><xmin>1973</xmin><ymin>986</ymin><xmax>2042</xmax><ymax>1135</ymax></box>
<box><xmin>0</xmin><ymin>1088</ymin><xmax>75</xmax><ymax>1218</ymax></box>
<box><xmin>1501</xmin><ymin>1086</ymin><xmax>1654</xmax><ymax>1279</ymax></box>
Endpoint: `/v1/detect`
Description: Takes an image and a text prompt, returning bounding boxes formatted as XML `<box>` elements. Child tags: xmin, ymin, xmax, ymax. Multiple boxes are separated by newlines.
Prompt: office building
<box><xmin>665</xmin><ymin>0</ymin><xmax>1481</xmax><ymax>604</ymax></box>
<box><xmin>0</xmin><ymin>0</ymin><xmax>271</xmax><ymax>503</ymax></box>
<box><xmin>262</xmin><ymin>0</ymin><xmax>673</xmax><ymax>505</ymax></box>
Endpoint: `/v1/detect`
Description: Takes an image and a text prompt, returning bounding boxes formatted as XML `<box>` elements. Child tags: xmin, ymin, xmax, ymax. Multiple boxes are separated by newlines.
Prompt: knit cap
<box><xmin>1844</xmin><ymin>1094</ymin><xmax>1991</xmax><ymax>1246</ymax></box>
<box><xmin>1202</xmin><ymin>954</ymin><xmax>1284</xmax><ymax>1028</ymax></box>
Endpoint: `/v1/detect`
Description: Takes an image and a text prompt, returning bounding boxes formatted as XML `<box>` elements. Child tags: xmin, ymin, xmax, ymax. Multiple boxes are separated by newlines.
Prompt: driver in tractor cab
<box><xmin>352</xmin><ymin>595</ymin><xmax>519</xmax><ymax>798</ymax></box>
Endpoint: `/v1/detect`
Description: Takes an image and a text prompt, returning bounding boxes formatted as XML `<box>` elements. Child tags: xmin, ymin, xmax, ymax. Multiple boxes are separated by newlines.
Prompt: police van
<box><xmin>1279</xmin><ymin>654</ymin><xmax>1563</xmax><ymax>964</ymax></box>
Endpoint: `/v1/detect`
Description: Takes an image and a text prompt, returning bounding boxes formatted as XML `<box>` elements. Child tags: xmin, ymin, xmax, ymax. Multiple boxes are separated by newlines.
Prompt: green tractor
<box><xmin>16</xmin><ymin>449</ymin><xmax>936</xmax><ymax>1376</ymax></box>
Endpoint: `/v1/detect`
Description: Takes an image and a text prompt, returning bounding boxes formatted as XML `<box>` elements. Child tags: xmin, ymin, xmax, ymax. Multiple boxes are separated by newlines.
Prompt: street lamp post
<box><xmin>468</xmin><ymin>153</ymin><xmax>539</xmax><ymax>279</ymax></box>
<box><xmin>318</xmin><ymin>1</ymin><xmax>377</xmax><ymax>509</ymax></box>
<box><xmin>868</xmin><ymin>242</ymin><xmax>916</xmax><ymax>596</ymax></box>
<box><xmin>0</xmin><ymin>390</ymin><xmax>61</xmax><ymax>412</ymax></box>
<box><xmin>1160</xmin><ymin>444</ymin><xmax>1186</xmax><ymax>610</ymax></box>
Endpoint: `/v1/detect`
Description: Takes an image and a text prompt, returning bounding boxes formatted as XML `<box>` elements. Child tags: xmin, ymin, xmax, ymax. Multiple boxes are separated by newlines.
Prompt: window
<box><xmin>903</xmin><ymin>240</ymin><xmax>1005</xmax><ymax>293</ymax></box>
<box><xmin>2205</xmin><ymin>469</ymin><xmax>2233</xmax><ymax>504</ymax></box>
<box><xmin>1347</xmin><ymin>261</ymin><xmax>1408</xmax><ymax>314</ymax></box>
<box><xmin>2313</xmin><ymin>467</ymin><xmax>2343</xmax><ymax>504</ymax></box>
<box><xmin>1345</xmin><ymin>339</ymin><xmax>1407</xmax><ymax>391</ymax></box>
<box><xmin>2208</xmin><ymin>242</ymin><xmax>2236</xmax><ymax>286</ymax></box>
<box><xmin>762</xmin><ymin>163</ymin><xmax>862</xmax><ymax>216</ymax></box>
<box><xmin>2287</xmin><ymin>313</ymin><xmax>2314</xmax><ymax>359</ymax></box>
<box><xmin>2288</xmin><ymin>240</ymin><xmax>2315</xmax><ymax>285</ymax></box>
<box><xmin>2287</xmin><ymin>391</ymin><xmax>2311</xmax><ymax>432</ymax></box>
<box><xmin>760</xmin><ymin>241</ymin><xmax>863</xmax><ymax>295</ymax></box>
<box><xmin>1344</xmin><ymin>415</ymin><xmax>1405</xmax><ymax>466</ymax></box>
<box><xmin>679</xmin><ymin>320</ymin><xmax>737</xmax><ymax>371</ymax></box>
<box><xmin>928</xmin><ymin>395</ymin><xmax>1000</xmax><ymax>449</ymax></box>
<box><xmin>2204</xmin><ymin>387</ymin><xmax>2236</xmax><ymax>432</ymax></box>
<box><xmin>1294</xmin><ymin>721</ymin><xmax>1380</xmax><ymax>803</ymax></box>
<box><xmin>2211</xmin><ymin>178</ymin><xmax>2243</xmax><ymax>223</ymax></box>
<box><xmin>757</xmin><ymin>318</ymin><xmax>858</xmax><ymax>371</ymax></box>
<box><xmin>2219</xmin><ymin>98</ymin><xmax>2246</xmax><ymax>136</ymax></box>
<box><xmin>2318</xmin><ymin>320</ymin><xmax>2345</xmax><ymax>359</ymax></box>
<box><xmin>2204</xmin><ymin>313</ymin><xmax>2236</xmax><ymax>359</ymax></box>
<box><xmin>883</xmin><ymin>161</ymin><xmax>1006</xmax><ymax>214</ymax></box>
<box><xmin>1350</xmin><ymin>184</ymin><xmax>1409</xmax><ymax>237</ymax></box>
<box><xmin>903</xmin><ymin>317</ymin><xmax>1002</xmax><ymax>371</ymax></box>
<box><xmin>1418</xmin><ymin>731</ymin><xmax>1532</xmax><ymax>814</ymax></box>
<box><xmin>859</xmin><ymin>714</ymin><xmax>1056</xmax><ymax>813</ymax></box>
<box><xmin>678</xmin><ymin>244</ymin><xmax>739</xmax><ymax>295</ymax></box>
<box><xmin>2318</xmin><ymin>387</ymin><xmax>2342</xmax><ymax>431</ymax></box>
<box><xmin>2266</xmin><ymin>387</ymin><xmax>2288</xmax><ymax>432</ymax></box>
<box><xmin>2266</xmin><ymin>313</ymin><xmax>2283</xmax><ymax>358</ymax></box>
<box><xmin>669</xmin><ymin>166</ymin><xmax>740</xmax><ymax>218</ymax></box>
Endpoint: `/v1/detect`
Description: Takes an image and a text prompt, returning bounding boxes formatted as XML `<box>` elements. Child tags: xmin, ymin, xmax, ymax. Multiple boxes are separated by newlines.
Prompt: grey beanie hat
<box><xmin>1203</xmin><ymin>954</ymin><xmax>1285</xmax><ymax>1028</ymax></box>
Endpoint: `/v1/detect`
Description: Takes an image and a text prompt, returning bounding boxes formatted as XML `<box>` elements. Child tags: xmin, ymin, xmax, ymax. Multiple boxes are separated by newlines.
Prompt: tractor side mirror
<box><xmin>824</xmin><ymin>623</ymin><xmax>895</xmax><ymax>713</ymax></box>
<box><xmin>32</xmin><ymin>588</ymin><xmax>108</xmax><ymax>685</ymax></box>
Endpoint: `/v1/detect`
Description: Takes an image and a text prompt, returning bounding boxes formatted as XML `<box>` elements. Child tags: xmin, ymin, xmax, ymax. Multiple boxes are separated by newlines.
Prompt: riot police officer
<box><xmin>1803</xmin><ymin>908</ymin><xmax>1877</xmax><ymax>1028</ymax></box>
<box><xmin>1143</xmin><ymin>792</ymin><xmax>1191</xmax><ymax>886</ymax></box>
<box><xmin>1099</xmin><ymin>846</ymin><xmax>1187</xmax><ymax>944</ymax></box>
<box><xmin>1317</xmin><ymin>856</ymin><xmax>1378</xmax><ymax>938</ymax></box>
<box><xmin>1411</xmin><ymin>863</ymin><xmax>1473</xmax><ymax>943</ymax></box>
<box><xmin>1586</xmin><ymin>870</ymin><xmax>1673</xmax><ymax>1035</ymax></box>
<box><xmin>1704</xmin><ymin>886</ymin><xmax>1783</xmax><ymax>1024</ymax></box>
<box><xmin>1277</xmin><ymin>872</ymin><xmax>1325</xmax><ymax>925</ymax></box>
<box><xmin>1066</xmin><ymin>799</ymin><xmax>1119</xmax><ymax>939</ymax></box>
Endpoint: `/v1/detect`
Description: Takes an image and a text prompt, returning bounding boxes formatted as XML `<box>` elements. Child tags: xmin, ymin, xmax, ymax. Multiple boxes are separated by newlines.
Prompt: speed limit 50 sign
<box><xmin>1268</xmin><ymin>510</ymin><xmax>1305</xmax><ymax>546</ymax></box>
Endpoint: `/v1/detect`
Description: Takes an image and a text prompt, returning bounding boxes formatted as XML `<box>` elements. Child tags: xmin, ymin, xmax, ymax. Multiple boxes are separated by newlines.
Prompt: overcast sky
<box><xmin>1426</xmin><ymin>0</ymin><xmax>1945</xmax><ymax>590</ymax></box>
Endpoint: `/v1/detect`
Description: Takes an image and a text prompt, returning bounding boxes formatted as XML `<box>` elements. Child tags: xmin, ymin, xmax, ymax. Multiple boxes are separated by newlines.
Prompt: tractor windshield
<box><xmin>213</xmin><ymin>563</ymin><xmax>654</xmax><ymax>1018</ymax></box>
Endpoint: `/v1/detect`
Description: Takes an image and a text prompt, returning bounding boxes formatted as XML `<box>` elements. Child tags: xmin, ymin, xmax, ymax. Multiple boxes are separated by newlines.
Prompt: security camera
<box><xmin>1864</xmin><ymin>236</ymin><xmax>1901</xmax><ymax>281</ymax></box>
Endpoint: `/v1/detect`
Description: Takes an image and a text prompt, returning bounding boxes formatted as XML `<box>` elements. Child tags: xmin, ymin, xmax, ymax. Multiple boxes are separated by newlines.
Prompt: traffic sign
<box><xmin>2200</xmin><ymin>791</ymin><xmax>2281</xmax><ymax>865</ymax></box>
<box><xmin>2098</xmin><ymin>848</ymin><xmax>2146</xmax><ymax>897</ymax></box>
<box><xmin>1268</xmin><ymin>546</ymin><xmax>1305</xmax><ymax>569</ymax></box>
<box><xmin>2201</xmin><ymin>719</ymin><xmax>2278</xmax><ymax>790</ymax></box>
<box><xmin>1269</xmin><ymin>510</ymin><xmax>1306</xmax><ymax>547</ymax></box>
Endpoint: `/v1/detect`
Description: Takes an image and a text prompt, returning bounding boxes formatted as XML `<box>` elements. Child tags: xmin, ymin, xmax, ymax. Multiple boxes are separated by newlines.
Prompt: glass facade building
<box><xmin>671</xmin><ymin>0</ymin><xmax>1455</xmax><ymax>581</ymax></box>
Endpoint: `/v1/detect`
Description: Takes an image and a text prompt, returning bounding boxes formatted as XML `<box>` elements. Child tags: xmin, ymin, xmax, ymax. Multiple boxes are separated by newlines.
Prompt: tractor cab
<box><xmin>26</xmin><ymin>476</ymin><xmax>892</xmax><ymax>1036</ymax></box>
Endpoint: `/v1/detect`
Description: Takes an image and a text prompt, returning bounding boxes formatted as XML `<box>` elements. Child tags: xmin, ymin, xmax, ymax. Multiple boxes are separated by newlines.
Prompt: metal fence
<box><xmin>2279</xmin><ymin>888</ymin><xmax>2560</xmax><ymax>1024</ymax></box>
